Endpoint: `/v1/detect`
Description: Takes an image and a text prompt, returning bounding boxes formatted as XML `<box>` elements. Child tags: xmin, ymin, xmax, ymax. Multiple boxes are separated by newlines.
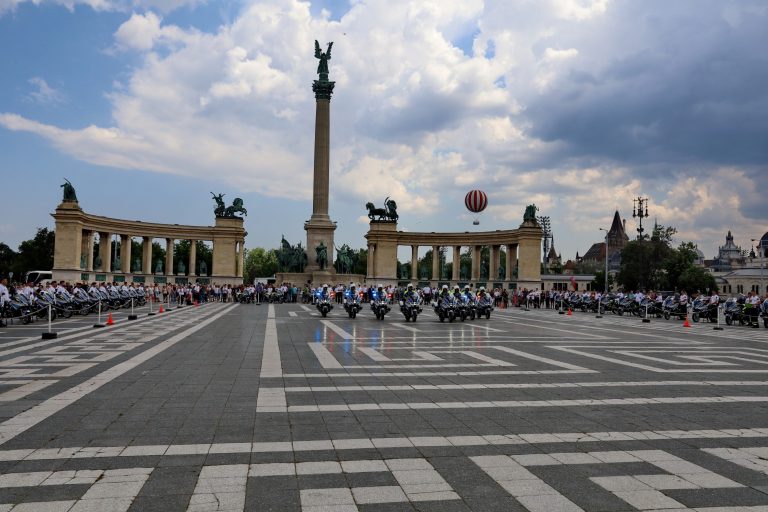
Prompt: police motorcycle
<box><xmin>475</xmin><ymin>287</ymin><xmax>494</xmax><ymax>319</ymax></box>
<box><xmin>723</xmin><ymin>296</ymin><xmax>745</xmax><ymax>326</ymax></box>
<box><xmin>662</xmin><ymin>295</ymin><xmax>687</xmax><ymax>320</ymax></box>
<box><xmin>3</xmin><ymin>291</ymin><xmax>35</xmax><ymax>325</ymax></box>
<box><xmin>691</xmin><ymin>296</ymin><xmax>719</xmax><ymax>323</ymax></box>
<box><xmin>343</xmin><ymin>286</ymin><xmax>363</xmax><ymax>319</ymax></box>
<box><xmin>370</xmin><ymin>286</ymin><xmax>391</xmax><ymax>321</ymax></box>
<box><xmin>90</xmin><ymin>288</ymin><xmax>114</xmax><ymax>311</ymax></box>
<box><xmin>458</xmin><ymin>286</ymin><xmax>476</xmax><ymax>320</ymax></box>
<box><xmin>315</xmin><ymin>285</ymin><xmax>333</xmax><ymax>318</ymax></box>
<box><xmin>70</xmin><ymin>287</ymin><xmax>95</xmax><ymax>316</ymax></box>
<box><xmin>433</xmin><ymin>285</ymin><xmax>458</xmax><ymax>323</ymax></box>
<box><xmin>761</xmin><ymin>298</ymin><xmax>768</xmax><ymax>328</ymax></box>
<box><xmin>399</xmin><ymin>284</ymin><xmax>423</xmax><ymax>322</ymax></box>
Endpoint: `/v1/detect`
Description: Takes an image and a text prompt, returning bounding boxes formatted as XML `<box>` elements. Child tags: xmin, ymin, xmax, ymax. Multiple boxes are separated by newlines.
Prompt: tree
<box><xmin>677</xmin><ymin>265</ymin><xmax>717</xmax><ymax>294</ymax></box>
<box><xmin>617</xmin><ymin>224</ymin><xmax>715</xmax><ymax>293</ymax></box>
<box><xmin>243</xmin><ymin>248</ymin><xmax>278</xmax><ymax>283</ymax></box>
<box><xmin>0</xmin><ymin>242</ymin><xmax>18</xmax><ymax>278</ymax></box>
<box><xmin>12</xmin><ymin>228</ymin><xmax>55</xmax><ymax>276</ymax></box>
<box><xmin>353</xmin><ymin>248</ymin><xmax>367</xmax><ymax>276</ymax></box>
<box><xmin>591</xmin><ymin>270</ymin><xmax>614</xmax><ymax>292</ymax></box>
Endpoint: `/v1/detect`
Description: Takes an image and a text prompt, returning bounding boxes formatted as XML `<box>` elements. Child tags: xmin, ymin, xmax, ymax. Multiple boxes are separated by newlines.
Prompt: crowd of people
<box><xmin>0</xmin><ymin>279</ymin><xmax>258</xmax><ymax>327</ymax></box>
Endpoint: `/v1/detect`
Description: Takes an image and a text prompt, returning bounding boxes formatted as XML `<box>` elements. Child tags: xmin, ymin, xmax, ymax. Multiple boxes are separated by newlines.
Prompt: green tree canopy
<box><xmin>243</xmin><ymin>248</ymin><xmax>278</xmax><ymax>283</ymax></box>
<box><xmin>617</xmin><ymin>224</ymin><xmax>716</xmax><ymax>293</ymax></box>
<box><xmin>11</xmin><ymin>228</ymin><xmax>55</xmax><ymax>277</ymax></box>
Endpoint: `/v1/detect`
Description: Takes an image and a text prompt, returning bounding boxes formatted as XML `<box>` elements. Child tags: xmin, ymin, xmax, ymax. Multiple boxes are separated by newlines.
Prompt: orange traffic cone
<box><xmin>106</xmin><ymin>313</ymin><xmax>114</xmax><ymax>326</ymax></box>
<box><xmin>683</xmin><ymin>315</ymin><xmax>691</xmax><ymax>328</ymax></box>
<box><xmin>158</xmin><ymin>304</ymin><xmax>164</xmax><ymax>313</ymax></box>
<box><xmin>567</xmin><ymin>308</ymin><xmax>572</xmax><ymax>316</ymax></box>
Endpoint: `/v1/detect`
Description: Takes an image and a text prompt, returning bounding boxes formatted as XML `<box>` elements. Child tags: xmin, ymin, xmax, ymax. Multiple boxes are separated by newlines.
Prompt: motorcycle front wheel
<box><xmin>412</xmin><ymin>313</ymin><xmax>417</xmax><ymax>322</ymax></box>
<box><xmin>692</xmin><ymin>313</ymin><xmax>699</xmax><ymax>323</ymax></box>
<box><xmin>486</xmin><ymin>311</ymin><xmax>491</xmax><ymax>319</ymax></box>
<box><xmin>663</xmin><ymin>311</ymin><xmax>670</xmax><ymax>320</ymax></box>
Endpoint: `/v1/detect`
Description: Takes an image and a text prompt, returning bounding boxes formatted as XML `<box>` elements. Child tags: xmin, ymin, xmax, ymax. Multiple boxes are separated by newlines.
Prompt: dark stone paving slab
<box><xmin>2</xmin><ymin>303</ymin><xmax>768</xmax><ymax>510</ymax></box>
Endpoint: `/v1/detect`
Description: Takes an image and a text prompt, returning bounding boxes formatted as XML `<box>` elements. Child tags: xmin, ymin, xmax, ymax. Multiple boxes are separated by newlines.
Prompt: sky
<box><xmin>0</xmin><ymin>0</ymin><xmax>766</xmax><ymax>265</ymax></box>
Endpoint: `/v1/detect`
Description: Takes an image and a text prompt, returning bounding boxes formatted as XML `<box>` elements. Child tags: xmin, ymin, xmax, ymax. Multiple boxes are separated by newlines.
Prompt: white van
<box><xmin>24</xmin><ymin>270</ymin><xmax>53</xmax><ymax>284</ymax></box>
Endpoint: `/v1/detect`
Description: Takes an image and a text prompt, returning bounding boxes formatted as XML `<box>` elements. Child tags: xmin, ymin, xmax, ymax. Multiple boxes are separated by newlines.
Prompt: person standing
<box><xmin>0</xmin><ymin>278</ymin><xmax>10</xmax><ymax>327</ymax></box>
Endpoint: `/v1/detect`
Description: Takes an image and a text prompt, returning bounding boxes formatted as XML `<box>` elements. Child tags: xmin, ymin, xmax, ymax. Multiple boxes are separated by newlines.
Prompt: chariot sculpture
<box><xmin>366</xmin><ymin>197</ymin><xmax>398</xmax><ymax>222</ymax></box>
<box><xmin>212</xmin><ymin>192</ymin><xmax>247</xmax><ymax>218</ymax></box>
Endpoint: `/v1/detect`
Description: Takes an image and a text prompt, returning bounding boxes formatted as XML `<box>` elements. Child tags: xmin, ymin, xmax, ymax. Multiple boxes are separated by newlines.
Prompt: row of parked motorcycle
<box><xmin>315</xmin><ymin>288</ymin><xmax>494</xmax><ymax>323</ymax></box>
<box><xmin>2</xmin><ymin>288</ymin><xmax>147</xmax><ymax>324</ymax></box>
<box><xmin>560</xmin><ymin>293</ymin><xmax>768</xmax><ymax>328</ymax></box>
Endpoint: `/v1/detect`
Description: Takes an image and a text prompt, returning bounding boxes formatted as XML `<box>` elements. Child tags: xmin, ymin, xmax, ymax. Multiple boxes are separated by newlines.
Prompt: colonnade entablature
<box><xmin>364</xmin><ymin>219</ymin><xmax>543</xmax><ymax>290</ymax></box>
<box><xmin>51</xmin><ymin>201</ymin><xmax>246</xmax><ymax>286</ymax></box>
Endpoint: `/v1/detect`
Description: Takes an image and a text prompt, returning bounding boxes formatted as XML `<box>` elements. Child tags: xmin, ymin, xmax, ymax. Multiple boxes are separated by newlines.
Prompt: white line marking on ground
<box><xmin>320</xmin><ymin>320</ymin><xmax>354</xmax><ymax>340</ymax></box>
<box><xmin>3</xmin><ymin>428</ymin><xmax>768</xmax><ymax>462</ymax></box>
<box><xmin>308</xmin><ymin>342</ymin><xmax>344</xmax><ymax>369</ymax></box>
<box><xmin>259</xmin><ymin>304</ymin><xmax>282</xmax><ymax>378</ymax></box>
<box><xmin>391</xmin><ymin>322</ymin><xmax>421</xmax><ymax>333</ymax></box>
<box><xmin>493</xmin><ymin>345</ymin><xmax>590</xmax><ymax>371</ymax></box>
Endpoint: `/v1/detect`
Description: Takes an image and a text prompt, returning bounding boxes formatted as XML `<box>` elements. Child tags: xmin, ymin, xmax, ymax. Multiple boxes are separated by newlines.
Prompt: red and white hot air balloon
<box><xmin>464</xmin><ymin>189</ymin><xmax>488</xmax><ymax>225</ymax></box>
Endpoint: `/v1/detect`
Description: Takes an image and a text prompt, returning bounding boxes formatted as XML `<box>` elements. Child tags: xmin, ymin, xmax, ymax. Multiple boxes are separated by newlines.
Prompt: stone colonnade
<box><xmin>365</xmin><ymin>221</ymin><xmax>542</xmax><ymax>290</ymax></box>
<box><xmin>52</xmin><ymin>201</ymin><xmax>246</xmax><ymax>285</ymax></box>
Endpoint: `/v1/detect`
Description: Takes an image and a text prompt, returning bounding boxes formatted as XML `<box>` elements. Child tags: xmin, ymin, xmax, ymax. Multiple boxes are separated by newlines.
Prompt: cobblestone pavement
<box><xmin>3</xmin><ymin>302</ymin><xmax>768</xmax><ymax>511</ymax></box>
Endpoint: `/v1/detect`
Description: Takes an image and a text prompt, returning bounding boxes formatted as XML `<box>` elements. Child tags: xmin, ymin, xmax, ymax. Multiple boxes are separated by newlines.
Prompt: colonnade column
<box><xmin>120</xmin><ymin>235</ymin><xmax>131</xmax><ymax>274</ymax></box>
<box><xmin>410</xmin><ymin>245</ymin><xmax>419</xmax><ymax>282</ymax></box>
<box><xmin>431</xmin><ymin>246</ymin><xmax>440</xmax><ymax>281</ymax></box>
<box><xmin>99</xmin><ymin>232</ymin><xmax>111</xmax><ymax>273</ymax></box>
<box><xmin>238</xmin><ymin>241</ymin><xmax>245</xmax><ymax>278</ymax></box>
<box><xmin>188</xmin><ymin>240</ymin><xmax>197</xmax><ymax>277</ymax></box>
<box><xmin>471</xmin><ymin>245</ymin><xmax>481</xmax><ymax>281</ymax></box>
<box><xmin>490</xmin><ymin>245</ymin><xmax>500</xmax><ymax>281</ymax></box>
<box><xmin>506</xmin><ymin>244</ymin><xmax>517</xmax><ymax>281</ymax></box>
<box><xmin>452</xmin><ymin>246</ymin><xmax>460</xmax><ymax>281</ymax></box>
<box><xmin>165</xmin><ymin>239</ymin><xmax>174</xmax><ymax>275</ymax></box>
<box><xmin>367</xmin><ymin>244</ymin><xmax>375</xmax><ymax>278</ymax></box>
<box><xmin>85</xmin><ymin>232</ymin><xmax>94</xmax><ymax>271</ymax></box>
<box><xmin>142</xmin><ymin>237</ymin><xmax>152</xmax><ymax>275</ymax></box>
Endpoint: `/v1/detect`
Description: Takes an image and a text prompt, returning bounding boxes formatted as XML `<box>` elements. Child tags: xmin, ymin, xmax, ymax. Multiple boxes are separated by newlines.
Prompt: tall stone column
<box><xmin>188</xmin><ymin>240</ymin><xmax>197</xmax><ymax>277</ymax></box>
<box><xmin>506</xmin><ymin>244</ymin><xmax>517</xmax><ymax>281</ymax></box>
<box><xmin>431</xmin><ymin>246</ymin><xmax>440</xmax><ymax>281</ymax></box>
<box><xmin>452</xmin><ymin>246</ymin><xmax>461</xmax><ymax>281</ymax></box>
<box><xmin>120</xmin><ymin>235</ymin><xmax>131</xmax><ymax>274</ymax></box>
<box><xmin>86</xmin><ymin>231</ymin><xmax>94</xmax><ymax>272</ymax></box>
<box><xmin>490</xmin><ymin>245</ymin><xmax>500</xmax><ymax>281</ymax></box>
<box><xmin>410</xmin><ymin>245</ymin><xmax>419</xmax><ymax>282</ymax></box>
<box><xmin>99</xmin><ymin>232</ymin><xmax>112</xmax><ymax>273</ymax></box>
<box><xmin>238</xmin><ymin>241</ymin><xmax>245</xmax><ymax>278</ymax></box>
<box><xmin>305</xmin><ymin>71</ymin><xmax>337</xmax><ymax>274</ymax></box>
<box><xmin>142</xmin><ymin>237</ymin><xmax>152</xmax><ymax>275</ymax></box>
<box><xmin>471</xmin><ymin>245</ymin><xmax>481</xmax><ymax>281</ymax></box>
<box><xmin>165</xmin><ymin>238</ymin><xmax>174</xmax><ymax>276</ymax></box>
<box><xmin>367</xmin><ymin>244</ymin><xmax>375</xmax><ymax>279</ymax></box>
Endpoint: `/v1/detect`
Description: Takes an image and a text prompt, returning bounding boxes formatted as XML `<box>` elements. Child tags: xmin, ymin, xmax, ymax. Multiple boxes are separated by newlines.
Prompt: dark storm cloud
<box><xmin>521</xmin><ymin>1</ymin><xmax>768</xmax><ymax>169</ymax></box>
<box><xmin>355</xmin><ymin>90</ymin><xmax>470</xmax><ymax>143</ymax></box>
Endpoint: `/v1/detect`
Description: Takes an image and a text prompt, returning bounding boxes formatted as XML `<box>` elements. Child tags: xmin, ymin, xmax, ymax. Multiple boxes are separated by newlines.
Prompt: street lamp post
<box><xmin>599</xmin><ymin>227</ymin><xmax>609</xmax><ymax>293</ymax></box>
<box><xmin>597</xmin><ymin>227</ymin><xmax>609</xmax><ymax>319</ymax></box>
<box><xmin>632</xmin><ymin>197</ymin><xmax>650</xmax><ymax>241</ymax></box>
<box><xmin>752</xmin><ymin>239</ymin><xmax>765</xmax><ymax>296</ymax></box>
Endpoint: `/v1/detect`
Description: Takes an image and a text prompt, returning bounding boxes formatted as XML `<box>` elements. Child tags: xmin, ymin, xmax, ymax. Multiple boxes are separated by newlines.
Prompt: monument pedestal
<box><xmin>304</xmin><ymin>217</ymin><xmax>336</xmax><ymax>275</ymax></box>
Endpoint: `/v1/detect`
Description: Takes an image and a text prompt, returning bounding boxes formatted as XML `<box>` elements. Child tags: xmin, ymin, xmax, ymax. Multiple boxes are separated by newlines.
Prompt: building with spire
<box><xmin>581</xmin><ymin>210</ymin><xmax>629</xmax><ymax>271</ymax></box>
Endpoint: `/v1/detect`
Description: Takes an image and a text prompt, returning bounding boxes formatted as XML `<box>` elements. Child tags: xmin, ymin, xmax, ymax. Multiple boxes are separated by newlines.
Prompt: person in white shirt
<box><xmin>708</xmin><ymin>292</ymin><xmax>720</xmax><ymax>305</ymax></box>
<box><xmin>0</xmin><ymin>278</ymin><xmax>10</xmax><ymax>328</ymax></box>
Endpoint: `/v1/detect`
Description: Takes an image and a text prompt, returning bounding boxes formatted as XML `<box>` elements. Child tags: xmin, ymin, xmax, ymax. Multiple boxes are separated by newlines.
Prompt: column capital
<box><xmin>312</xmin><ymin>80</ymin><xmax>335</xmax><ymax>100</ymax></box>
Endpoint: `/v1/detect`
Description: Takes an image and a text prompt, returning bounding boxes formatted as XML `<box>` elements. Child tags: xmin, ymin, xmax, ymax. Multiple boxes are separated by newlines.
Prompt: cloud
<box><xmin>1</xmin><ymin>0</ymin><xmax>767</xmax><ymax>259</ymax></box>
<box><xmin>0</xmin><ymin>0</ymin><xmax>200</xmax><ymax>16</ymax></box>
<box><xmin>26</xmin><ymin>77</ymin><xmax>66</xmax><ymax>105</ymax></box>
